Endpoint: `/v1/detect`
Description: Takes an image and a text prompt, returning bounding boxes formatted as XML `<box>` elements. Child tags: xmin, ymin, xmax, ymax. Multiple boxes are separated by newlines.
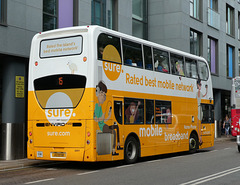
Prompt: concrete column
<box><xmin>0</xmin><ymin>56</ymin><xmax>27</xmax><ymax>160</ymax></box>
<box><xmin>214</xmin><ymin>90</ymin><xmax>221</xmax><ymax>121</ymax></box>
<box><xmin>214</xmin><ymin>90</ymin><xmax>222</xmax><ymax>137</ymax></box>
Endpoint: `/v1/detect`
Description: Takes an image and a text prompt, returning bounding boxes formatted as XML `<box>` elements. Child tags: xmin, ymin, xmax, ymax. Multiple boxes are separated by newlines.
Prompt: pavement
<box><xmin>0</xmin><ymin>136</ymin><xmax>236</xmax><ymax>171</ymax></box>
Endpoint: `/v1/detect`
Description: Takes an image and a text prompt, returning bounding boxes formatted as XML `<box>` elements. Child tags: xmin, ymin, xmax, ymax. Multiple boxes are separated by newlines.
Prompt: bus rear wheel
<box><xmin>124</xmin><ymin>136</ymin><xmax>139</xmax><ymax>164</ymax></box>
<box><xmin>189</xmin><ymin>134</ymin><xmax>198</xmax><ymax>153</ymax></box>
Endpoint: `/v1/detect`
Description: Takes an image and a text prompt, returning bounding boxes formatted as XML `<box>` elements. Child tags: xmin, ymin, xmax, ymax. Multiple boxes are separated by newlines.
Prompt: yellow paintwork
<box><xmin>28</xmin><ymin>87</ymin><xmax>214</xmax><ymax>162</ymax></box>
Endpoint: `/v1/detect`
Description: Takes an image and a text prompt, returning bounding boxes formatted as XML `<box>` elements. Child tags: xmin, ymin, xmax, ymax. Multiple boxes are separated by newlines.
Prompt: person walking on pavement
<box><xmin>223</xmin><ymin>114</ymin><xmax>231</xmax><ymax>137</ymax></box>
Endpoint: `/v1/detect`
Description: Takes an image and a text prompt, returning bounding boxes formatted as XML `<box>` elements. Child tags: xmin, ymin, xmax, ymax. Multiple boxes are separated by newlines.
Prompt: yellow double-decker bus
<box><xmin>28</xmin><ymin>25</ymin><xmax>214</xmax><ymax>163</ymax></box>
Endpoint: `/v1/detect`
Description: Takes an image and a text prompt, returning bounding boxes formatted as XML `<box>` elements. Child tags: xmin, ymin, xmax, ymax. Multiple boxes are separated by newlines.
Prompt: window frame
<box><xmin>114</xmin><ymin>100</ymin><xmax>123</xmax><ymax>125</ymax></box>
<box><xmin>143</xmin><ymin>45</ymin><xmax>154</xmax><ymax>71</ymax></box>
<box><xmin>145</xmin><ymin>99</ymin><xmax>154</xmax><ymax>124</ymax></box>
<box><xmin>97</xmin><ymin>33</ymin><xmax>122</xmax><ymax>63</ymax></box>
<box><xmin>226</xmin><ymin>4</ymin><xmax>234</xmax><ymax>37</ymax></box>
<box><xmin>227</xmin><ymin>44</ymin><xmax>234</xmax><ymax>78</ymax></box>
<box><xmin>238</xmin><ymin>11</ymin><xmax>240</xmax><ymax>40</ymax></box>
<box><xmin>185</xmin><ymin>58</ymin><xmax>198</xmax><ymax>79</ymax></box>
<box><xmin>92</xmin><ymin>0</ymin><xmax>106</xmax><ymax>27</ymax></box>
<box><xmin>238</xmin><ymin>49</ymin><xmax>240</xmax><ymax>76</ymax></box>
<box><xmin>170</xmin><ymin>53</ymin><xmax>185</xmax><ymax>76</ymax></box>
<box><xmin>132</xmin><ymin>0</ymin><xmax>148</xmax><ymax>40</ymax></box>
<box><xmin>43</xmin><ymin>0</ymin><xmax>58</xmax><ymax>31</ymax></box>
<box><xmin>153</xmin><ymin>48</ymin><xmax>170</xmax><ymax>74</ymax></box>
<box><xmin>208</xmin><ymin>0</ymin><xmax>218</xmax><ymax>12</ymax></box>
<box><xmin>201</xmin><ymin>104</ymin><xmax>214</xmax><ymax>123</ymax></box>
<box><xmin>0</xmin><ymin>0</ymin><xmax>7</xmax><ymax>26</ymax></box>
<box><xmin>91</xmin><ymin>0</ymin><xmax>114</xmax><ymax>29</ymax></box>
<box><xmin>122</xmin><ymin>39</ymin><xmax>143</xmax><ymax>69</ymax></box>
<box><xmin>190</xmin><ymin>29</ymin><xmax>202</xmax><ymax>56</ymax></box>
<box><xmin>207</xmin><ymin>36</ymin><xmax>218</xmax><ymax>75</ymax></box>
<box><xmin>190</xmin><ymin>0</ymin><xmax>202</xmax><ymax>20</ymax></box>
<box><xmin>124</xmin><ymin>97</ymin><xmax>144</xmax><ymax>125</ymax></box>
<box><xmin>155</xmin><ymin>100</ymin><xmax>172</xmax><ymax>125</ymax></box>
<box><xmin>197</xmin><ymin>60</ymin><xmax>209</xmax><ymax>81</ymax></box>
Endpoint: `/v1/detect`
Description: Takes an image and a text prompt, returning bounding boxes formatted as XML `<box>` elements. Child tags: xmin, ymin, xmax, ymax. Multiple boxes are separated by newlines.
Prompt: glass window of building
<box><xmin>238</xmin><ymin>12</ymin><xmax>240</xmax><ymax>40</ymax></box>
<box><xmin>0</xmin><ymin>62</ymin><xmax>2</xmax><ymax>123</ymax></box>
<box><xmin>207</xmin><ymin>0</ymin><xmax>219</xmax><ymax>29</ymax></box>
<box><xmin>207</xmin><ymin>37</ymin><xmax>218</xmax><ymax>75</ymax></box>
<box><xmin>227</xmin><ymin>45</ymin><xmax>234</xmax><ymax>78</ymax></box>
<box><xmin>132</xmin><ymin>0</ymin><xmax>148</xmax><ymax>40</ymax></box>
<box><xmin>92</xmin><ymin>0</ymin><xmax>113</xmax><ymax>29</ymax></box>
<box><xmin>190</xmin><ymin>29</ymin><xmax>202</xmax><ymax>56</ymax></box>
<box><xmin>239</xmin><ymin>49</ymin><xmax>240</xmax><ymax>76</ymax></box>
<box><xmin>190</xmin><ymin>0</ymin><xmax>202</xmax><ymax>20</ymax></box>
<box><xmin>226</xmin><ymin>4</ymin><xmax>234</xmax><ymax>36</ymax></box>
<box><xmin>0</xmin><ymin>0</ymin><xmax>2</xmax><ymax>22</ymax></box>
<box><xmin>0</xmin><ymin>0</ymin><xmax>7</xmax><ymax>25</ymax></box>
<box><xmin>43</xmin><ymin>0</ymin><xmax>58</xmax><ymax>31</ymax></box>
<box><xmin>208</xmin><ymin>0</ymin><xmax>217</xmax><ymax>11</ymax></box>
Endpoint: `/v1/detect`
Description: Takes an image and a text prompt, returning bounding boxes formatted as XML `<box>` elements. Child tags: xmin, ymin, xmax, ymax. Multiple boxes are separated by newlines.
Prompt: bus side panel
<box><xmin>231</xmin><ymin>109</ymin><xmax>240</xmax><ymax>137</ymax></box>
<box><xmin>200</xmin><ymin>123</ymin><xmax>214</xmax><ymax>149</ymax></box>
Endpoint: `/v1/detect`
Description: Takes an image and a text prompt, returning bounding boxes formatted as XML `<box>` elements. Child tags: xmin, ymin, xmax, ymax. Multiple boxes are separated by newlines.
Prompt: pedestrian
<box><xmin>223</xmin><ymin>114</ymin><xmax>231</xmax><ymax>137</ymax></box>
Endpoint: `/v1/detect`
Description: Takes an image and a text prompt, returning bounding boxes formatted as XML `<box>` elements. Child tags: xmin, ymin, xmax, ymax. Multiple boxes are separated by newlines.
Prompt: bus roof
<box><xmin>33</xmin><ymin>25</ymin><xmax>207</xmax><ymax>64</ymax></box>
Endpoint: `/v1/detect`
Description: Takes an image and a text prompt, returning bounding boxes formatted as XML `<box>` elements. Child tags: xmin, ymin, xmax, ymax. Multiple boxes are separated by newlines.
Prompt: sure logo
<box><xmin>102</xmin><ymin>45</ymin><xmax>122</xmax><ymax>81</ymax></box>
<box><xmin>45</xmin><ymin>92</ymin><xmax>73</xmax><ymax>125</ymax></box>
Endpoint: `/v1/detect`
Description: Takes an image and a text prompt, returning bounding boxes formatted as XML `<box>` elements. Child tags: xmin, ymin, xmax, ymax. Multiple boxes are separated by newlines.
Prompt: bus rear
<box><xmin>28</xmin><ymin>27</ymin><xmax>95</xmax><ymax>161</ymax></box>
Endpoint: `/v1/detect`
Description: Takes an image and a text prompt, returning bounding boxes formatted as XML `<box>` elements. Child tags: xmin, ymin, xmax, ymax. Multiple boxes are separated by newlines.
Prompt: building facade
<box><xmin>0</xmin><ymin>0</ymin><xmax>238</xmax><ymax>160</ymax></box>
<box><xmin>147</xmin><ymin>0</ymin><xmax>240</xmax><ymax>125</ymax></box>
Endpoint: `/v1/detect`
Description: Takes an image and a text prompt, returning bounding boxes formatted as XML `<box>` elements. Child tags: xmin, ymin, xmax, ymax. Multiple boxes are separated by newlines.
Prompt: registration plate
<box><xmin>50</xmin><ymin>152</ymin><xmax>66</xmax><ymax>158</ymax></box>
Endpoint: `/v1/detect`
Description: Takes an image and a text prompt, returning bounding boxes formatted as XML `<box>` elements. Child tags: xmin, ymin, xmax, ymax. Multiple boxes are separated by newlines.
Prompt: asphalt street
<box><xmin>0</xmin><ymin>138</ymin><xmax>238</xmax><ymax>185</ymax></box>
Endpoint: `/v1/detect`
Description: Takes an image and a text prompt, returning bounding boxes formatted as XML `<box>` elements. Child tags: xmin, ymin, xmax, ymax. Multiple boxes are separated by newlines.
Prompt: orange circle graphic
<box><xmin>102</xmin><ymin>45</ymin><xmax>122</xmax><ymax>81</ymax></box>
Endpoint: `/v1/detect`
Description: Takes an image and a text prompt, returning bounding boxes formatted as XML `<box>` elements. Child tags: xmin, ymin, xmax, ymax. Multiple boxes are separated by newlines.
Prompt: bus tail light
<box><xmin>87</xmin><ymin>132</ymin><xmax>91</xmax><ymax>137</ymax></box>
<box><xmin>87</xmin><ymin>140</ymin><xmax>90</xmax><ymax>145</ymax></box>
<box><xmin>30</xmin><ymin>139</ymin><xmax>33</xmax><ymax>144</ymax></box>
<box><xmin>83</xmin><ymin>57</ymin><xmax>87</xmax><ymax>62</ymax></box>
<box><xmin>29</xmin><ymin>132</ymin><xmax>32</xmax><ymax>136</ymax></box>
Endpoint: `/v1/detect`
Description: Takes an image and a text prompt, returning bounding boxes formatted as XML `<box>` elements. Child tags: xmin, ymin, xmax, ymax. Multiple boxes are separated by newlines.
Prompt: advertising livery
<box><xmin>28</xmin><ymin>26</ymin><xmax>214</xmax><ymax>163</ymax></box>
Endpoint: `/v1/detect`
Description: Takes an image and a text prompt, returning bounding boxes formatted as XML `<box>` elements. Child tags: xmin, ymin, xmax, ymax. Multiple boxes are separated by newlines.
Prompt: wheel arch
<box><xmin>190</xmin><ymin>130</ymin><xmax>199</xmax><ymax>149</ymax></box>
<box><xmin>125</xmin><ymin>132</ymin><xmax>141</xmax><ymax>157</ymax></box>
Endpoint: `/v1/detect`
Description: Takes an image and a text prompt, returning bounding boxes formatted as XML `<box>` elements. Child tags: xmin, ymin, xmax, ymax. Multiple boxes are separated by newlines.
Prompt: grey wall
<box><xmin>0</xmin><ymin>1</ymin><xmax>42</xmax><ymax>58</ymax></box>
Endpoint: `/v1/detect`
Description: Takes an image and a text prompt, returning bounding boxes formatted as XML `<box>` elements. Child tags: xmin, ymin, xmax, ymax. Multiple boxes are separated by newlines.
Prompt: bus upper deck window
<box><xmin>170</xmin><ymin>54</ymin><xmax>185</xmax><ymax>76</ymax></box>
<box><xmin>153</xmin><ymin>48</ymin><xmax>169</xmax><ymax>73</ymax></box>
<box><xmin>198</xmin><ymin>61</ymin><xmax>209</xmax><ymax>80</ymax></box>
<box><xmin>143</xmin><ymin>45</ymin><xmax>153</xmax><ymax>70</ymax></box>
<box><xmin>185</xmin><ymin>58</ymin><xmax>197</xmax><ymax>78</ymax></box>
<box><xmin>97</xmin><ymin>33</ymin><xmax>122</xmax><ymax>63</ymax></box>
<box><xmin>123</xmin><ymin>39</ymin><xmax>143</xmax><ymax>68</ymax></box>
